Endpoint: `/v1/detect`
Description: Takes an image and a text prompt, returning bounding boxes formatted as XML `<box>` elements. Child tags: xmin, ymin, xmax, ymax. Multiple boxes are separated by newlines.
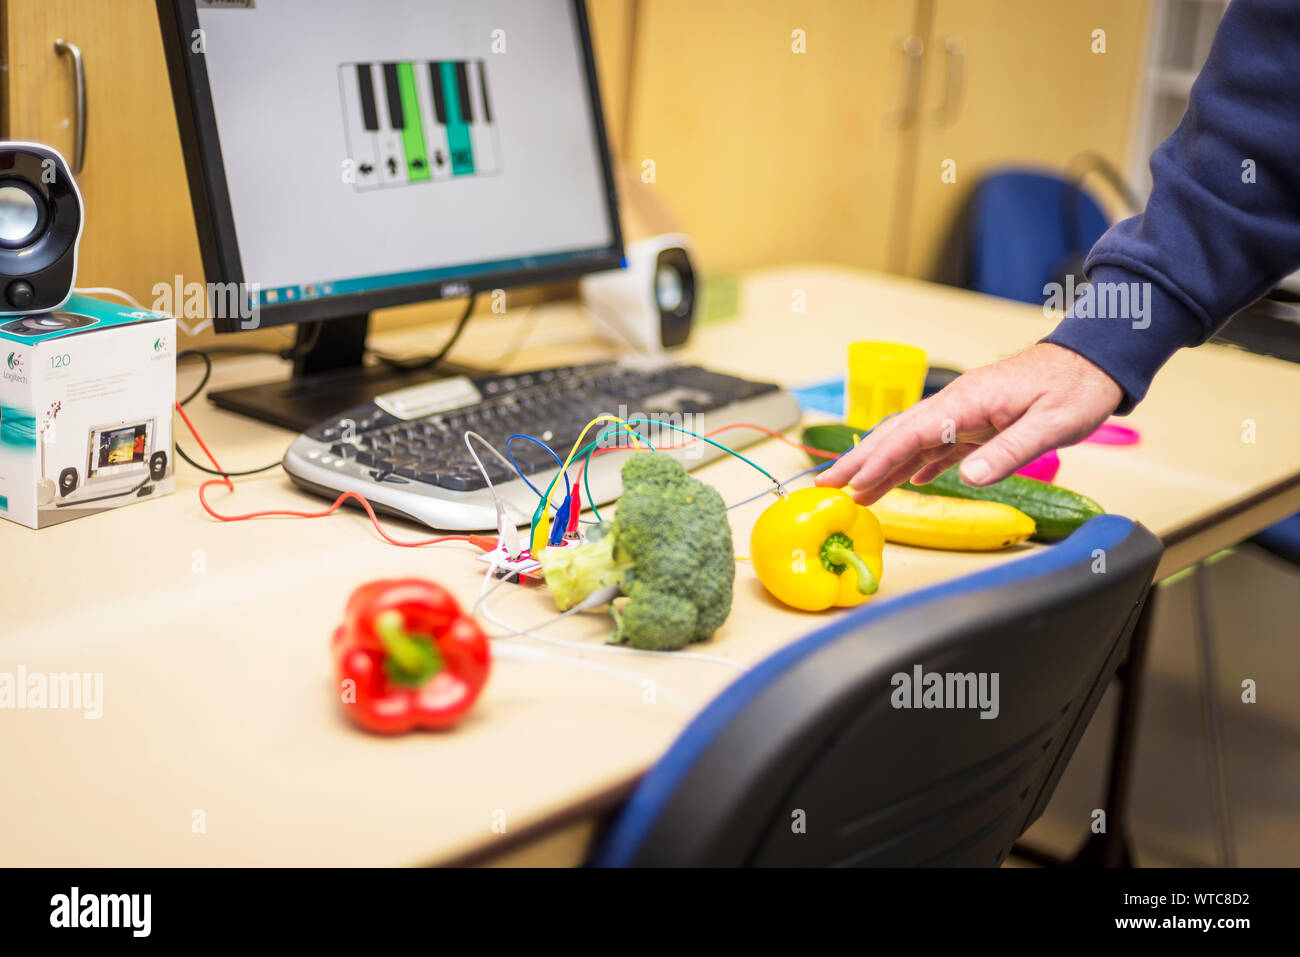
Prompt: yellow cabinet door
<box><xmin>3</xmin><ymin>0</ymin><xmax>206</xmax><ymax>317</ymax></box>
<box><xmin>625</xmin><ymin>0</ymin><xmax>923</xmax><ymax>274</ymax></box>
<box><xmin>901</xmin><ymin>0</ymin><xmax>1150</xmax><ymax>280</ymax></box>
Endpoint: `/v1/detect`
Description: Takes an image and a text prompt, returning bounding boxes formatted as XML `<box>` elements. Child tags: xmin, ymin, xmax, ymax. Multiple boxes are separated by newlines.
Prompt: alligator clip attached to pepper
<box><xmin>332</xmin><ymin>579</ymin><xmax>491</xmax><ymax>734</ymax></box>
<box><xmin>750</xmin><ymin>487</ymin><xmax>884</xmax><ymax>612</ymax></box>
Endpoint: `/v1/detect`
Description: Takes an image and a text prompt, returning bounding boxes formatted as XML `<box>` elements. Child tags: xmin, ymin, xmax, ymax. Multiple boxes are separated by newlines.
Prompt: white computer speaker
<box><xmin>0</xmin><ymin>142</ymin><xmax>83</xmax><ymax>314</ymax></box>
<box><xmin>580</xmin><ymin>234</ymin><xmax>697</xmax><ymax>354</ymax></box>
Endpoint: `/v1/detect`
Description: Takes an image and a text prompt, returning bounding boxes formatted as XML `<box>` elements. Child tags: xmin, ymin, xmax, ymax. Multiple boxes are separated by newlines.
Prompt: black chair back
<box><xmin>593</xmin><ymin>515</ymin><xmax>1162</xmax><ymax>866</ymax></box>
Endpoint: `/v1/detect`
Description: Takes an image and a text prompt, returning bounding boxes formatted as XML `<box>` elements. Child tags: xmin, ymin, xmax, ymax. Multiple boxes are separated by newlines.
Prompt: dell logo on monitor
<box><xmin>440</xmin><ymin>281</ymin><xmax>471</xmax><ymax>298</ymax></box>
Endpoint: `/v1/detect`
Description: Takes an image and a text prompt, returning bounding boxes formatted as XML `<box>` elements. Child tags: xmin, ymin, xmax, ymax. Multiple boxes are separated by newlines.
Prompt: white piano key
<box><xmin>338</xmin><ymin>63</ymin><xmax>381</xmax><ymax>192</ymax></box>
<box><xmin>419</xmin><ymin>60</ymin><xmax>454</xmax><ymax>182</ymax></box>
<box><xmin>374</xmin><ymin>63</ymin><xmax>408</xmax><ymax>187</ymax></box>
<box><xmin>467</xmin><ymin>59</ymin><xmax>499</xmax><ymax>175</ymax></box>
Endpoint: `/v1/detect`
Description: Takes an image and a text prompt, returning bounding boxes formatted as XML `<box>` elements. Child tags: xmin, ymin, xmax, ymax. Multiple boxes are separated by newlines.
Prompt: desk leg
<box><xmin>1193</xmin><ymin>564</ymin><xmax>1236</xmax><ymax>867</ymax></box>
<box><xmin>1013</xmin><ymin>586</ymin><xmax>1157</xmax><ymax>868</ymax></box>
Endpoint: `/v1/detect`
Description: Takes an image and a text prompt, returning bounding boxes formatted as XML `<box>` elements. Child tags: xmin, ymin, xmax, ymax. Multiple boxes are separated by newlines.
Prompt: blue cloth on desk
<box><xmin>1044</xmin><ymin>0</ymin><xmax>1300</xmax><ymax>414</ymax></box>
<box><xmin>790</xmin><ymin>378</ymin><xmax>845</xmax><ymax>417</ymax></box>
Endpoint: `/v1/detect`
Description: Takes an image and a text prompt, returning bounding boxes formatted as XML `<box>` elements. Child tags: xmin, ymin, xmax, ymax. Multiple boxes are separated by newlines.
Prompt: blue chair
<box><xmin>1251</xmin><ymin>512</ymin><xmax>1300</xmax><ymax>566</ymax></box>
<box><xmin>963</xmin><ymin>169</ymin><xmax>1110</xmax><ymax>304</ymax></box>
<box><xmin>592</xmin><ymin>515</ymin><xmax>1161</xmax><ymax>867</ymax></box>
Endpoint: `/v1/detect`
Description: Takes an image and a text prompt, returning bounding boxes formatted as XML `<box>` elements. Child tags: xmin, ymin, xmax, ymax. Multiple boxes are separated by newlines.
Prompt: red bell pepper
<box><xmin>332</xmin><ymin>579</ymin><xmax>491</xmax><ymax>733</ymax></box>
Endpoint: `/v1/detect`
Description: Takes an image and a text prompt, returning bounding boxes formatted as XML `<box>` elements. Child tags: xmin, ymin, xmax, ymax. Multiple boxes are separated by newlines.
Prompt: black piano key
<box><xmin>356</xmin><ymin>64</ymin><xmax>379</xmax><ymax>132</ymax></box>
<box><xmin>455</xmin><ymin>61</ymin><xmax>473</xmax><ymax>124</ymax></box>
<box><xmin>429</xmin><ymin>61</ymin><xmax>447</xmax><ymax>124</ymax></box>
<box><xmin>477</xmin><ymin>60</ymin><xmax>493</xmax><ymax>124</ymax></box>
<box><xmin>382</xmin><ymin>63</ymin><xmax>405</xmax><ymax>129</ymax></box>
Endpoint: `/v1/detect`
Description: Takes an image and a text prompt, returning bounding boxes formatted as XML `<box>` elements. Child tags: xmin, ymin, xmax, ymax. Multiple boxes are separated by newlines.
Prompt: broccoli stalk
<box><xmin>535</xmin><ymin>524</ymin><xmax>630</xmax><ymax>611</ymax></box>
<box><xmin>537</xmin><ymin>453</ymin><xmax>735</xmax><ymax>651</ymax></box>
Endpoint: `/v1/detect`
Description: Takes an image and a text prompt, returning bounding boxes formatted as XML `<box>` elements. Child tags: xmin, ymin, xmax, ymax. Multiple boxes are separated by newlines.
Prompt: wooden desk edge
<box><xmin>1155</xmin><ymin>471</ymin><xmax>1300</xmax><ymax>579</ymax></box>
<box><xmin>434</xmin><ymin>777</ymin><xmax>637</xmax><ymax>867</ymax></box>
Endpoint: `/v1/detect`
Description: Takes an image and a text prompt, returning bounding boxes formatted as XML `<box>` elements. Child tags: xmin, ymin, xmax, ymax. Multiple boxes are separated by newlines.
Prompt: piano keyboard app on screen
<box><xmin>339</xmin><ymin>59</ymin><xmax>501</xmax><ymax>191</ymax></box>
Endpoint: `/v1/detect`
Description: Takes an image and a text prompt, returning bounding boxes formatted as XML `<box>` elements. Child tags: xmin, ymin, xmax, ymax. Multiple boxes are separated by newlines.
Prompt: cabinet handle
<box><xmin>53</xmin><ymin>39</ymin><xmax>87</xmax><ymax>175</ymax></box>
<box><xmin>929</xmin><ymin>36</ymin><xmax>966</xmax><ymax>127</ymax></box>
<box><xmin>887</xmin><ymin>36</ymin><xmax>925</xmax><ymax>129</ymax></box>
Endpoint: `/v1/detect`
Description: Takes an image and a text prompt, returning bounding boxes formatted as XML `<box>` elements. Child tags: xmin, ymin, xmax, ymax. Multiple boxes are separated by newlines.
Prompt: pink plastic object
<box><xmin>1085</xmin><ymin>422</ymin><xmax>1141</xmax><ymax>445</ymax></box>
<box><xmin>1015</xmin><ymin>449</ymin><xmax>1060</xmax><ymax>483</ymax></box>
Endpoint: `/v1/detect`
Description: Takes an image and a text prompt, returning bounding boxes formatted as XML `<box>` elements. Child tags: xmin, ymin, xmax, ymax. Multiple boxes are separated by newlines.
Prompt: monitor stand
<box><xmin>207</xmin><ymin>313</ymin><xmax>483</xmax><ymax>433</ymax></box>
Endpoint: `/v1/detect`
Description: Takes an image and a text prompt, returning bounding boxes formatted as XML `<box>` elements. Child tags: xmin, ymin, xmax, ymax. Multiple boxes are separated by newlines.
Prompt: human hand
<box><xmin>814</xmin><ymin>343</ymin><xmax>1123</xmax><ymax>505</ymax></box>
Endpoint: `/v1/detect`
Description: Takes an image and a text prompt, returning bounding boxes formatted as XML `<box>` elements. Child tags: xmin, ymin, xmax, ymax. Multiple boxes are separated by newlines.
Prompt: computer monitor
<box><xmin>157</xmin><ymin>0</ymin><xmax>624</xmax><ymax>431</ymax></box>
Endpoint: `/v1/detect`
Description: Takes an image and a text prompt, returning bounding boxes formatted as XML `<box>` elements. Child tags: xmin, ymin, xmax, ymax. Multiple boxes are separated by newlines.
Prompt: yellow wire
<box><xmin>531</xmin><ymin>415</ymin><xmax>647</xmax><ymax>554</ymax></box>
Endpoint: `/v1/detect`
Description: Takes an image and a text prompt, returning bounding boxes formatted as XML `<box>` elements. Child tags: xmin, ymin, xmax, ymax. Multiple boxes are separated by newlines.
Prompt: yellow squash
<box><xmin>872</xmin><ymin>488</ymin><xmax>1035</xmax><ymax>551</ymax></box>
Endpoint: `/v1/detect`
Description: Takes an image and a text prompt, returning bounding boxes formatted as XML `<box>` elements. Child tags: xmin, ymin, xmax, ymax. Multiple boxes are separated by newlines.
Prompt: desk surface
<box><xmin>4</xmin><ymin>266</ymin><xmax>1298</xmax><ymax>866</ymax></box>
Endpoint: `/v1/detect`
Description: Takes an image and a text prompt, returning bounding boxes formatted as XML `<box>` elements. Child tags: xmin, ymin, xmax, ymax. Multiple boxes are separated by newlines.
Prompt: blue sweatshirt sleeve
<box><xmin>1044</xmin><ymin>0</ymin><xmax>1300</xmax><ymax>414</ymax></box>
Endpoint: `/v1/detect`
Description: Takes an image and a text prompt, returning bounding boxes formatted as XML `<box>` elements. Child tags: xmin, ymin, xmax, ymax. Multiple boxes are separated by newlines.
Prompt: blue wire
<box><xmin>726</xmin><ymin>462</ymin><xmax>831</xmax><ymax>510</ymax></box>
<box><xmin>505</xmin><ymin>433</ymin><xmax>598</xmax><ymax>526</ymax></box>
<box><xmin>513</xmin><ymin>409</ymin><xmax>899</xmax><ymax>529</ymax></box>
<box><xmin>505</xmin><ymin>434</ymin><xmax>567</xmax><ymax>498</ymax></box>
<box><xmin>724</xmin><ymin>411</ymin><xmax>899</xmax><ymax>511</ymax></box>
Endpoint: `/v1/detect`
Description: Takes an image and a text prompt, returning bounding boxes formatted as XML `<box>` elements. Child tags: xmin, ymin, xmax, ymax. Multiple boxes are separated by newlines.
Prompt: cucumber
<box><xmin>802</xmin><ymin>423</ymin><xmax>868</xmax><ymax>464</ymax></box>
<box><xmin>903</xmin><ymin>468</ymin><xmax>1103</xmax><ymax>542</ymax></box>
<box><xmin>800</xmin><ymin>423</ymin><xmax>1104</xmax><ymax>542</ymax></box>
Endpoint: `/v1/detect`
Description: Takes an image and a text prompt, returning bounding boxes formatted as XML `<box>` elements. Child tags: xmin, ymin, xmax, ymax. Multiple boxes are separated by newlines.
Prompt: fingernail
<box><xmin>962</xmin><ymin>459</ymin><xmax>991</xmax><ymax>484</ymax></box>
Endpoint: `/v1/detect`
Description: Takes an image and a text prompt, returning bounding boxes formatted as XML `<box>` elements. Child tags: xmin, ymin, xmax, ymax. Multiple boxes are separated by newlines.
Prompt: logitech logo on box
<box><xmin>3</xmin><ymin>351</ymin><xmax>27</xmax><ymax>384</ymax></box>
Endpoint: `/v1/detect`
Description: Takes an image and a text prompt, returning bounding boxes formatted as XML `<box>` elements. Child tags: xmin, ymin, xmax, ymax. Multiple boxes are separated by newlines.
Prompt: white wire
<box><xmin>463</xmin><ymin>430</ymin><xmax>517</xmax><ymax>498</ymax></box>
<box><xmin>470</xmin><ymin>556</ymin><xmax>698</xmax><ymax>710</ymax></box>
<box><xmin>477</xmin><ymin>599</ymin><xmax>698</xmax><ymax>713</ymax></box>
<box><xmin>74</xmin><ymin>285</ymin><xmax>214</xmax><ymax>336</ymax></box>
<box><xmin>476</xmin><ymin>560</ymin><xmax>746</xmax><ymax>672</ymax></box>
<box><xmin>464</xmin><ymin>430</ymin><xmax>524</xmax><ymax>557</ymax></box>
<box><xmin>73</xmin><ymin>286</ymin><xmax>145</xmax><ymax>310</ymax></box>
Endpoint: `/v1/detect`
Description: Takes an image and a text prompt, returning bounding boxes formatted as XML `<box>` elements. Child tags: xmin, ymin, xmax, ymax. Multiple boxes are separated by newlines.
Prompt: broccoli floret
<box><xmin>537</xmin><ymin>452</ymin><xmax>734</xmax><ymax>650</ymax></box>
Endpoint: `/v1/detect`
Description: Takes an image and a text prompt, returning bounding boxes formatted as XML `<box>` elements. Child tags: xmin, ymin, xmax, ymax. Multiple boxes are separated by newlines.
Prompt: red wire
<box><xmin>174</xmin><ymin>403</ymin><xmax>814</xmax><ymax>547</ymax></box>
<box><xmin>565</xmin><ymin>473</ymin><xmax>582</xmax><ymax>535</ymax></box>
<box><xmin>173</xmin><ymin>401</ymin><xmax>494</xmax><ymax>551</ymax></box>
<box><xmin>708</xmin><ymin>422</ymin><xmax>830</xmax><ymax>457</ymax></box>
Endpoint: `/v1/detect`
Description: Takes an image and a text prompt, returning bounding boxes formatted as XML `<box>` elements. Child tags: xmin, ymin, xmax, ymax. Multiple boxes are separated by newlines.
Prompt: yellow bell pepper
<box><xmin>749</xmin><ymin>487</ymin><xmax>884</xmax><ymax>611</ymax></box>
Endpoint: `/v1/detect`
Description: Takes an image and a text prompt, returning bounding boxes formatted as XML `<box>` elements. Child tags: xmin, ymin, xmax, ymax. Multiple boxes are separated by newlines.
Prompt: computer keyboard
<box><xmin>282</xmin><ymin>358</ymin><xmax>802</xmax><ymax>531</ymax></box>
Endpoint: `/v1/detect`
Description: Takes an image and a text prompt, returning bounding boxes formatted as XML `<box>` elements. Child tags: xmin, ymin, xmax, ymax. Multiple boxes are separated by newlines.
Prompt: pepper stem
<box><xmin>820</xmin><ymin>533</ymin><xmax>879</xmax><ymax>596</ymax></box>
<box><xmin>375</xmin><ymin>610</ymin><xmax>442</xmax><ymax>687</ymax></box>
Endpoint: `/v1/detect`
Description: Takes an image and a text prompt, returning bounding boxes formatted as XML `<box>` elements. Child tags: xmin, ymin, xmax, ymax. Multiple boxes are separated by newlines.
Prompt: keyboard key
<box><xmin>437</xmin><ymin>470</ymin><xmax>488</xmax><ymax>491</ymax></box>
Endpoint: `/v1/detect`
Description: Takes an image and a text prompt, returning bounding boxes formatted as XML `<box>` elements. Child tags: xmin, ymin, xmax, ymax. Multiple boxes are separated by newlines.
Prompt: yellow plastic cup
<box><xmin>846</xmin><ymin>341</ymin><xmax>928</xmax><ymax>430</ymax></box>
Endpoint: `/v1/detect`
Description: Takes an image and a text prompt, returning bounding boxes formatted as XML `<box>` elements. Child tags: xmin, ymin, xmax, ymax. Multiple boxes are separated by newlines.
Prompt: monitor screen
<box><xmin>89</xmin><ymin>423</ymin><xmax>151</xmax><ymax>479</ymax></box>
<box><xmin>174</xmin><ymin>0</ymin><xmax>622</xmax><ymax>327</ymax></box>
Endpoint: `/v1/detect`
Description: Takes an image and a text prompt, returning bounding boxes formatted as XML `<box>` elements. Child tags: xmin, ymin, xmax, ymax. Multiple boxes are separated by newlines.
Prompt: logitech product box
<box><xmin>0</xmin><ymin>295</ymin><xmax>175</xmax><ymax>528</ymax></box>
